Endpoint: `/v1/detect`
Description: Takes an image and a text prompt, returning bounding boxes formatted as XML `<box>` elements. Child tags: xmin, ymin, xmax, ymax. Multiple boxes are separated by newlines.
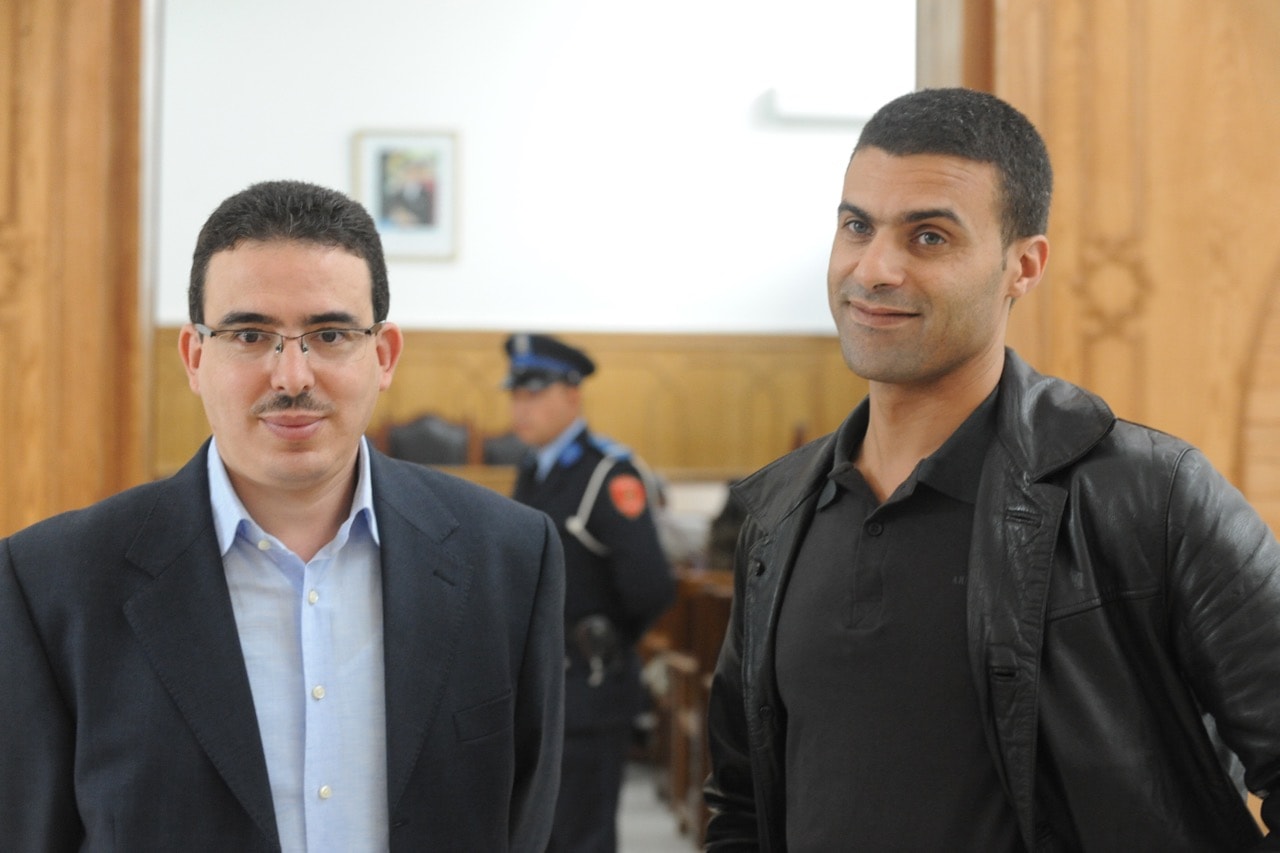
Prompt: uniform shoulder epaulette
<box><xmin>588</xmin><ymin>434</ymin><xmax>633</xmax><ymax>461</ymax></box>
<box><xmin>565</xmin><ymin>436</ymin><xmax>653</xmax><ymax>556</ymax></box>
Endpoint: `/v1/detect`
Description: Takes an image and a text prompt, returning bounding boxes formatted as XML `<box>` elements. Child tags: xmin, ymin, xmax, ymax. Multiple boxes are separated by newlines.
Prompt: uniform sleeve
<box><xmin>1164</xmin><ymin>448</ymin><xmax>1280</xmax><ymax>847</ymax></box>
<box><xmin>509</xmin><ymin>513</ymin><xmax>566</xmax><ymax>851</ymax></box>
<box><xmin>587</xmin><ymin>462</ymin><xmax>676</xmax><ymax>641</ymax></box>
<box><xmin>0</xmin><ymin>538</ymin><xmax>82</xmax><ymax>850</ymax></box>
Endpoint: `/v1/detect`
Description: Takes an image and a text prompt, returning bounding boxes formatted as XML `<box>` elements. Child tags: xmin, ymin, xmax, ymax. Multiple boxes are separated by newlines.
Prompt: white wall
<box><xmin>150</xmin><ymin>0</ymin><xmax>914</xmax><ymax>332</ymax></box>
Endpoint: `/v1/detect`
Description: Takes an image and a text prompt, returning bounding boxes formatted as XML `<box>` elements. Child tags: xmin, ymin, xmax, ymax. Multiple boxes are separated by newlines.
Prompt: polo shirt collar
<box><xmin>824</xmin><ymin>388</ymin><xmax>998</xmax><ymax>507</ymax></box>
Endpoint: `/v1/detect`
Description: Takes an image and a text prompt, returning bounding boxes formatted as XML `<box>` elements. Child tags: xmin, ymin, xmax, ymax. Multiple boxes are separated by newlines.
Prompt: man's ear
<box><xmin>1008</xmin><ymin>234</ymin><xmax>1049</xmax><ymax>301</ymax></box>
<box><xmin>375</xmin><ymin>321</ymin><xmax>404</xmax><ymax>392</ymax></box>
<box><xmin>177</xmin><ymin>324</ymin><xmax>203</xmax><ymax>393</ymax></box>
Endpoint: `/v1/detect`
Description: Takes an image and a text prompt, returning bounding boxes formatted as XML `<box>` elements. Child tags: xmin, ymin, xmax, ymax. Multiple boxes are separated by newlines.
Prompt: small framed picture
<box><xmin>353</xmin><ymin>130</ymin><xmax>457</xmax><ymax>260</ymax></box>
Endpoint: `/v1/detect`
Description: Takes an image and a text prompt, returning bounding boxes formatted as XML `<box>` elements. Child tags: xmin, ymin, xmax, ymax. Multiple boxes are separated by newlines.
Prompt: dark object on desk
<box><xmin>386</xmin><ymin>414</ymin><xmax>470</xmax><ymax>465</ymax></box>
<box><xmin>483</xmin><ymin>431</ymin><xmax>529</xmax><ymax>465</ymax></box>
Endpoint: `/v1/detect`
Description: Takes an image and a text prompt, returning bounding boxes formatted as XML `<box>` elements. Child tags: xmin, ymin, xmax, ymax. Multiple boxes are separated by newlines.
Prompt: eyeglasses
<box><xmin>195</xmin><ymin>323</ymin><xmax>384</xmax><ymax>364</ymax></box>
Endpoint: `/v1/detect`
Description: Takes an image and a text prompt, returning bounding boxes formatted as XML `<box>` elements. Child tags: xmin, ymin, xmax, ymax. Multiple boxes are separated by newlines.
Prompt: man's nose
<box><xmin>851</xmin><ymin>235</ymin><xmax>905</xmax><ymax>289</ymax></box>
<box><xmin>270</xmin><ymin>336</ymin><xmax>316</xmax><ymax>393</ymax></box>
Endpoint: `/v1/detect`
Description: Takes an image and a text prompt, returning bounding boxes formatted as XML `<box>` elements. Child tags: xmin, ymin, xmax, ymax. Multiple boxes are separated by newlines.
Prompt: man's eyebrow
<box><xmin>902</xmin><ymin>207</ymin><xmax>963</xmax><ymax>227</ymax></box>
<box><xmin>305</xmin><ymin>311</ymin><xmax>362</xmax><ymax>326</ymax></box>
<box><xmin>213</xmin><ymin>311</ymin><xmax>362</xmax><ymax>327</ymax></box>
<box><xmin>838</xmin><ymin>202</ymin><xmax>966</xmax><ymax>229</ymax></box>
<box><xmin>215</xmin><ymin>311</ymin><xmax>276</xmax><ymax>327</ymax></box>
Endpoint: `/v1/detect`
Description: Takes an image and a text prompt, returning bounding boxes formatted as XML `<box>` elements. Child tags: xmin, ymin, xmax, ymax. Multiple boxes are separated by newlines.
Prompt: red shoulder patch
<box><xmin>608</xmin><ymin>474</ymin><xmax>647</xmax><ymax>520</ymax></box>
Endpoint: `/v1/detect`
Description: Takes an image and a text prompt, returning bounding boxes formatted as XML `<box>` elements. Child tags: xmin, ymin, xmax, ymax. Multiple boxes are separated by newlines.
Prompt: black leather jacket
<box><xmin>705</xmin><ymin>350</ymin><xmax>1280</xmax><ymax>851</ymax></box>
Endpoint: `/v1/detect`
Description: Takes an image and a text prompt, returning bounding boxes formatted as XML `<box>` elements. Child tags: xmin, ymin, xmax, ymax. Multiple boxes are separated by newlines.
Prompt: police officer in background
<box><xmin>504</xmin><ymin>332</ymin><xmax>676</xmax><ymax>853</ymax></box>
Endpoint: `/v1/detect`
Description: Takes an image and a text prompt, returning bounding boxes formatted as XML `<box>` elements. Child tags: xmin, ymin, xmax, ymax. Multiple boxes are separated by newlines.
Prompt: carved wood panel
<box><xmin>996</xmin><ymin>0</ymin><xmax>1280</xmax><ymax>488</ymax></box>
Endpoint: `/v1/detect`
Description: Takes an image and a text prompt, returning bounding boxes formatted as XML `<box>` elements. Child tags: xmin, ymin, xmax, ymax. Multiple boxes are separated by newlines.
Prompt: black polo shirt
<box><xmin>775</xmin><ymin>391</ymin><xmax>1023</xmax><ymax>852</ymax></box>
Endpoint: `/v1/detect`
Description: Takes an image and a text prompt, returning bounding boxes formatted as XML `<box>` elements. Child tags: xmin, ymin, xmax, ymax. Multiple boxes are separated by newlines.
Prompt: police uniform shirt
<box><xmin>775</xmin><ymin>390</ymin><xmax>1024</xmax><ymax>852</ymax></box>
<box><xmin>512</xmin><ymin>424</ymin><xmax>674</xmax><ymax>733</ymax></box>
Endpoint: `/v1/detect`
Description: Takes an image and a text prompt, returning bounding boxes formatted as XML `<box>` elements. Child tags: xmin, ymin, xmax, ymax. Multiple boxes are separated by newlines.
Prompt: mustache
<box><xmin>251</xmin><ymin>392</ymin><xmax>333</xmax><ymax>416</ymax></box>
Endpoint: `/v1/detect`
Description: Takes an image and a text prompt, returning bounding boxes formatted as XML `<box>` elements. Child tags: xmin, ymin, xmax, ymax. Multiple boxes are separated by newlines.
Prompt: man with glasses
<box><xmin>0</xmin><ymin>180</ymin><xmax>566</xmax><ymax>852</ymax></box>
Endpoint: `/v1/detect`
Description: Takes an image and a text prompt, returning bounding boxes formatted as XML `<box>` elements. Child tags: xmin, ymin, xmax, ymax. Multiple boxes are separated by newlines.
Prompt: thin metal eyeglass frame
<box><xmin>193</xmin><ymin>322</ymin><xmax>385</xmax><ymax>358</ymax></box>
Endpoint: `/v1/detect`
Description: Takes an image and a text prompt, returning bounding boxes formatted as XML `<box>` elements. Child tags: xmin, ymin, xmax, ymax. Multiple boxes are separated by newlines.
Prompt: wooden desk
<box><xmin>431</xmin><ymin>464</ymin><xmax>518</xmax><ymax>495</ymax></box>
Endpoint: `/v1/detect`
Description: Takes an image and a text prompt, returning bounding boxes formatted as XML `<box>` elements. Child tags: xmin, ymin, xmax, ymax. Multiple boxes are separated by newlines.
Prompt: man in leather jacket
<box><xmin>704</xmin><ymin>88</ymin><xmax>1280</xmax><ymax>851</ymax></box>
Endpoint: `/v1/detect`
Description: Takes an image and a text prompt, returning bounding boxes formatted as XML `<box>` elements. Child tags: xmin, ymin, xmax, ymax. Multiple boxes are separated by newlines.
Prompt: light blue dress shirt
<box><xmin>534</xmin><ymin>417</ymin><xmax>586</xmax><ymax>480</ymax></box>
<box><xmin>208</xmin><ymin>437</ymin><xmax>389</xmax><ymax>853</ymax></box>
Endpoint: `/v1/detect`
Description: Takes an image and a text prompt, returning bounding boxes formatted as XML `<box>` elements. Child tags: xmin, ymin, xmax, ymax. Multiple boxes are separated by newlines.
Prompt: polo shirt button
<box><xmin>318</xmin><ymin>785</ymin><xmax>332</xmax><ymax>800</ymax></box>
<box><xmin>865</xmin><ymin>520</ymin><xmax>883</xmax><ymax>536</ymax></box>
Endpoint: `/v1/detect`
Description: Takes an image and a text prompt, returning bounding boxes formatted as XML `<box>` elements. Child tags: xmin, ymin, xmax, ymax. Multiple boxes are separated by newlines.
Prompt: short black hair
<box><xmin>188</xmin><ymin>180</ymin><xmax>389</xmax><ymax>324</ymax></box>
<box><xmin>854</xmin><ymin>88</ymin><xmax>1053</xmax><ymax>244</ymax></box>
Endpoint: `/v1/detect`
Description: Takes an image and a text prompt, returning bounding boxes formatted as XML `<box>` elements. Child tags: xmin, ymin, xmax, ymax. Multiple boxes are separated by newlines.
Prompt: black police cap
<box><xmin>503</xmin><ymin>333</ymin><xmax>596</xmax><ymax>391</ymax></box>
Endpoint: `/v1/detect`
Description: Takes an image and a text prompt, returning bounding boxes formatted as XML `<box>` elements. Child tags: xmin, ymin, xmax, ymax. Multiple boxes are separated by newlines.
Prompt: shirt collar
<box><xmin>207</xmin><ymin>435</ymin><xmax>380</xmax><ymax>556</ymax></box>
<box><xmin>534</xmin><ymin>417</ymin><xmax>586</xmax><ymax>480</ymax></box>
<box><xmin>831</xmin><ymin>396</ymin><xmax>871</xmax><ymax>475</ymax></box>
<box><xmin>915</xmin><ymin>389</ymin><xmax>998</xmax><ymax>503</ymax></box>
<box><xmin>825</xmin><ymin>388</ymin><xmax>998</xmax><ymax>506</ymax></box>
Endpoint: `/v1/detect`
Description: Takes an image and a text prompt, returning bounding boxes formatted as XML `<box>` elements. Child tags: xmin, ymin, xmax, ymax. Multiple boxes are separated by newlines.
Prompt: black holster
<box><xmin>569</xmin><ymin>614</ymin><xmax>622</xmax><ymax>686</ymax></box>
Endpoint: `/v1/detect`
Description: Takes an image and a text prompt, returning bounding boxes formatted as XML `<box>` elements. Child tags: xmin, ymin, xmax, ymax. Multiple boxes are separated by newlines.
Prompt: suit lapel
<box><xmin>121</xmin><ymin>447</ymin><xmax>480</xmax><ymax>829</ymax></box>
<box><xmin>370</xmin><ymin>452</ymin><xmax>473</xmax><ymax>811</ymax></box>
<box><xmin>121</xmin><ymin>446</ymin><xmax>279</xmax><ymax>848</ymax></box>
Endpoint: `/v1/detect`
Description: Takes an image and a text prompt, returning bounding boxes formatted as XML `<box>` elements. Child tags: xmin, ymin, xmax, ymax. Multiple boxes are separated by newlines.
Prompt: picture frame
<box><xmin>352</xmin><ymin>130</ymin><xmax>457</xmax><ymax>260</ymax></box>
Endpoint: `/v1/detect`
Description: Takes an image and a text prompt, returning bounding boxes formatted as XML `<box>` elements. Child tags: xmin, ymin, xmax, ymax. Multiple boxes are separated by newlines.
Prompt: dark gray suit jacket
<box><xmin>0</xmin><ymin>442</ymin><xmax>565</xmax><ymax>851</ymax></box>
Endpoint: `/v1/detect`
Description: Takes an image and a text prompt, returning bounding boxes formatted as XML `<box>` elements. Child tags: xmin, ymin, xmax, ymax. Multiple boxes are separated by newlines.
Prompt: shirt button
<box><xmin>257</xmin><ymin>539</ymin><xmax>271</xmax><ymax>551</ymax></box>
<box><xmin>312</xmin><ymin>685</ymin><xmax>326</xmax><ymax>700</ymax></box>
<box><xmin>865</xmin><ymin>520</ymin><xmax>884</xmax><ymax>536</ymax></box>
<box><xmin>318</xmin><ymin>785</ymin><xmax>332</xmax><ymax>800</ymax></box>
<box><xmin>307</xmin><ymin>589</ymin><xmax>319</xmax><ymax>605</ymax></box>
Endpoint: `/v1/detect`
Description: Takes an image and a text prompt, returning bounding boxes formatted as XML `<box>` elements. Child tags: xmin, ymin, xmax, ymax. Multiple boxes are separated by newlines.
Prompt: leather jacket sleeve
<box><xmin>704</xmin><ymin>516</ymin><xmax>770</xmax><ymax>851</ymax></box>
<box><xmin>1164</xmin><ymin>448</ymin><xmax>1280</xmax><ymax>845</ymax></box>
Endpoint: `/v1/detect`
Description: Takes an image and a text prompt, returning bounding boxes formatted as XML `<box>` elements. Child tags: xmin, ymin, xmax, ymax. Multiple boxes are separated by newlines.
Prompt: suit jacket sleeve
<box><xmin>510</xmin><ymin>512</ymin><xmax>567</xmax><ymax>850</ymax></box>
<box><xmin>0</xmin><ymin>537</ymin><xmax>82</xmax><ymax>850</ymax></box>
